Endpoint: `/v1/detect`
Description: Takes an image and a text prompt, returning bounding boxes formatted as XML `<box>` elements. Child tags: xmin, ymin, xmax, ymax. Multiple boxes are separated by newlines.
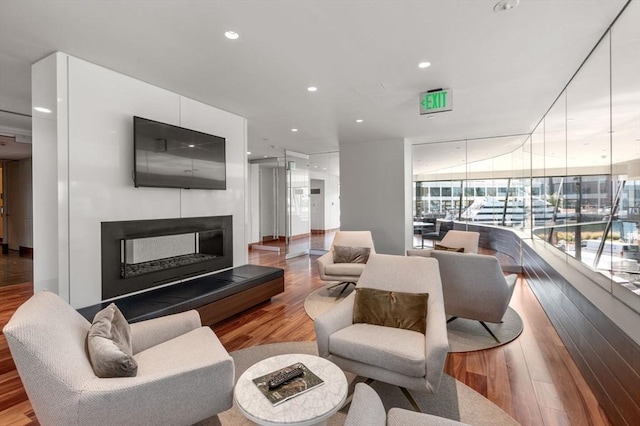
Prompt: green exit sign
<box><xmin>419</xmin><ymin>88</ymin><xmax>453</xmax><ymax>114</ymax></box>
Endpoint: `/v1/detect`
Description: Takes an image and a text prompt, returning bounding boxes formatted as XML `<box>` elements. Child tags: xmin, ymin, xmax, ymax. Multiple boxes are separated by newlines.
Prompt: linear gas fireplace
<box><xmin>102</xmin><ymin>216</ymin><xmax>233</xmax><ymax>300</ymax></box>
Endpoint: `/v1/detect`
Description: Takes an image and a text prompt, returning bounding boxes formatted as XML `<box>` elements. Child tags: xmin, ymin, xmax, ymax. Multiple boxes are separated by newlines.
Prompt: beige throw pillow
<box><xmin>87</xmin><ymin>303</ymin><xmax>138</xmax><ymax>378</ymax></box>
<box><xmin>333</xmin><ymin>245</ymin><xmax>371</xmax><ymax>264</ymax></box>
<box><xmin>353</xmin><ymin>287</ymin><xmax>429</xmax><ymax>334</ymax></box>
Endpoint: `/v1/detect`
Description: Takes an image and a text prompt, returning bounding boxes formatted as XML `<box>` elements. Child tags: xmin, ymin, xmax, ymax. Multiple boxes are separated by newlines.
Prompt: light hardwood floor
<box><xmin>0</xmin><ymin>246</ymin><xmax>612</xmax><ymax>426</ymax></box>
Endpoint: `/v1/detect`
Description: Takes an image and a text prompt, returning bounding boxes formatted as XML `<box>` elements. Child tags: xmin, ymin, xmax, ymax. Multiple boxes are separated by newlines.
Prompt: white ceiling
<box><xmin>0</xmin><ymin>0</ymin><xmax>630</xmax><ymax>163</ymax></box>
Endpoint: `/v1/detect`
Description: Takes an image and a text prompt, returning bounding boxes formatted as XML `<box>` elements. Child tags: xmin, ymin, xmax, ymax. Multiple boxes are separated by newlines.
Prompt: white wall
<box><xmin>259</xmin><ymin>164</ymin><xmax>278</xmax><ymax>240</ymax></box>
<box><xmin>32</xmin><ymin>52</ymin><xmax>248</xmax><ymax>308</ymax></box>
<box><xmin>287</xmin><ymin>162</ymin><xmax>310</xmax><ymax>238</ymax></box>
<box><xmin>309</xmin><ymin>171</ymin><xmax>340</xmax><ymax>230</ymax></box>
<box><xmin>340</xmin><ymin>138</ymin><xmax>412</xmax><ymax>255</ymax></box>
<box><xmin>32</xmin><ymin>53</ymin><xmax>68</xmax><ymax>299</ymax></box>
<box><xmin>248</xmin><ymin>163</ymin><xmax>261</xmax><ymax>244</ymax></box>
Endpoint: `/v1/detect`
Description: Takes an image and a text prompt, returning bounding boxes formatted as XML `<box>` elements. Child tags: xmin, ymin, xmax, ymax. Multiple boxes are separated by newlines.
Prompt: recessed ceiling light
<box><xmin>224</xmin><ymin>31</ymin><xmax>239</xmax><ymax>40</ymax></box>
<box><xmin>307</xmin><ymin>86</ymin><xmax>318</xmax><ymax>92</ymax></box>
<box><xmin>247</xmin><ymin>151</ymin><xmax>251</xmax><ymax>155</ymax></box>
<box><xmin>291</xmin><ymin>128</ymin><xmax>298</xmax><ymax>132</ymax></box>
<box><xmin>188</xmin><ymin>144</ymin><xmax>195</xmax><ymax>148</ymax></box>
<box><xmin>34</xmin><ymin>106</ymin><xmax>51</xmax><ymax>113</ymax></box>
<box><xmin>493</xmin><ymin>0</ymin><xmax>519</xmax><ymax>13</ymax></box>
<box><xmin>356</xmin><ymin>119</ymin><xmax>363</xmax><ymax>123</ymax></box>
<box><xmin>418</xmin><ymin>62</ymin><xmax>431</xmax><ymax>69</ymax></box>
<box><xmin>264</xmin><ymin>155</ymin><xmax>268</xmax><ymax>158</ymax></box>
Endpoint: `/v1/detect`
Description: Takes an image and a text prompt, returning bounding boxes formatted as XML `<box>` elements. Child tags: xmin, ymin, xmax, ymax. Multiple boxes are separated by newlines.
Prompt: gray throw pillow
<box><xmin>434</xmin><ymin>244</ymin><xmax>464</xmax><ymax>252</ymax></box>
<box><xmin>87</xmin><ymin>303</ymin><xmax>138</xmax><ymax>378</ymax></box>
<box><xmin>353</xmin><ymin>287</ymin><xmax>429</xmax><ymax>334</ymax></box>
<box><xmin>333</xmin><ymin>245</ymin><xmax>371</xmax><ymax>264</ymax></box>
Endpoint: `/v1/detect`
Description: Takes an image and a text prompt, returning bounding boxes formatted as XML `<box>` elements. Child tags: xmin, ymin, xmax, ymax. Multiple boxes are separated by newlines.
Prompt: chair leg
<box><xmin>356</xmin><ymin>380</ymin><xmax>422</xmax><ymax>413</ymax></box>
<box><xmin>399</xmin><ymin>387</ymin><xmax>423</xmax><ymax>413</ymax></box>
<box><xmin>328</xmin><ymin>282</ymin><xmax>355</xmax><ymax>300</ymax></box>
<box><xmin>479</xmin><ymin>321</ymin><xmax>501</xmax><ymax>343</ymax></box>
<box><xmin>448</xmin><ymin>317</ymin><xmax>501</xmax><ymax>343</ymax></box>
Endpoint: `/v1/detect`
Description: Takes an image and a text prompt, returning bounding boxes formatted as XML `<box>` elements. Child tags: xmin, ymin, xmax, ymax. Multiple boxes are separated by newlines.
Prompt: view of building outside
<box><xmin>412</xmin><ymin>3</ymin><xmax>639</xmax><ymax>306</ymax></box>
<box><xmin>412</xmin><ymin>176</ymin><xmax>640</xmax><ymax>298</ymax></box>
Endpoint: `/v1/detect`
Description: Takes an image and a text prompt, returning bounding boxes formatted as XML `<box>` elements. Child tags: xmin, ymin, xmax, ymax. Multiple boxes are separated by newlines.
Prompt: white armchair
<box><xmin>3</xmin><ymin>291</ymin><xmax>235</xmax><ymax>426</ymax></box>
<box><xmin>317</xmin><ymin>230</ymin><xmax>376</xmax><ymax>297</ymax></box>
<box><xmin>315</xmin><ymin>254</ymin><xmax>449</xmax><ymax>398</ymax></box>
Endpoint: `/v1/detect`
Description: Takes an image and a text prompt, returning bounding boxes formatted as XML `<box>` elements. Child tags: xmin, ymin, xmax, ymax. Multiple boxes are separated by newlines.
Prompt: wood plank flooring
<box><xmin>0</xmin><ymin>246</ymin><xmax>613</xmax><ymax>425</ymax></box>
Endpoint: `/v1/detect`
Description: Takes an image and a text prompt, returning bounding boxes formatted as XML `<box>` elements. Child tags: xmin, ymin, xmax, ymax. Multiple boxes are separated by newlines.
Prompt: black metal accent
<box><xmin>479</xmin><ymin>321</ymin><xmax>501</xmax><ymax>343</ymax></box>
<box><xmin>400</xmin><ymin>387</ymin><xmax>423</xmax><ymax>413</ymax></box>
<box><xmin>358</xmin><ymin>379</ymin><xmax>422</xmax><ymax>413</ymax></box>
<box><xmin>446</xmin><ymin>316</ymin><xmax>458</xmax><ymax>324</ymax></box>
<box><xmin>80</xmin><ymin>264</ymin><xmax>282</xmax><ymax>323</ymax></box>
<box><xmin>101</xmin><ymin>216</ymin><xmax>233</xmax><ymax>300</ymax></box>
<box><xmin>328</xmin><ymin>281</ymin><xmax>355</xmax><ymax>300</ymax></box>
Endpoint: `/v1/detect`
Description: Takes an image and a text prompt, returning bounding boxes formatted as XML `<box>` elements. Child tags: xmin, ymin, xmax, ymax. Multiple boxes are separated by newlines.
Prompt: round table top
<box><xmin>234</xmin><ymin>353</ymin><xmax>348</xmax><ymax>426</ymax></box>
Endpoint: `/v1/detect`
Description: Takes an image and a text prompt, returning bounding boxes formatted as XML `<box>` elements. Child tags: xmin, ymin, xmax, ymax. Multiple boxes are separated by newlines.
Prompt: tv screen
<box><xmin>133</xmin><ymin>116</ymin><xmax>226</xmax><ymax>190</ymax></box>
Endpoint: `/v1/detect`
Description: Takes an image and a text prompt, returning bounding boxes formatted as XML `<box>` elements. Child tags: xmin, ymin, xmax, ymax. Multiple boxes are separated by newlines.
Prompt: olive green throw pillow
<box><xmin>333</xmin><ymin>245</ymin><xmax>371</xmax><ymax>264</ymax></box>
<box><xmin>434</xmin><ymin>244</ymin><xmax>464</xmax><ymax>252</ymax></box>
<box><xmin>87</xmin><ymin>303</ymin><xmax>138</xmax><ymax>378</ymax></box>
<box><xmin>353</xmin><ymin>287</ymin><xmax>429</xmax><ymax>334</ymax></box>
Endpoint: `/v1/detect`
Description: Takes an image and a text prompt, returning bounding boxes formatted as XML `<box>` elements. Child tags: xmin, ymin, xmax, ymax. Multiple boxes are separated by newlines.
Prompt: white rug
<box><xmin>304</xmin><ymin>283</ymin><xmax>523</xmax><ymax>352</ymax></box>
<box><xmin>197</xmin><ymin>341</ymin><xmax>519</xmax><ymax>425</ymax></box>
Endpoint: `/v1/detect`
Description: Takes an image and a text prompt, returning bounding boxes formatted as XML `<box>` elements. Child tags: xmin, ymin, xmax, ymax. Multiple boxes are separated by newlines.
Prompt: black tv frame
<box><xmin>133</xmin><ymin>116</ymin><xmax>226</xmax><ymax>190</ymax></box>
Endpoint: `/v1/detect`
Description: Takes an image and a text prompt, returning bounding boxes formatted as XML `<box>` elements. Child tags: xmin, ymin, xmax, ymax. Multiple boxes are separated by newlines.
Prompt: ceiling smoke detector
<box><xmin>494</xmin><ymin>0</ymin><xmax>519</xmax><ymax>13</ymax></box>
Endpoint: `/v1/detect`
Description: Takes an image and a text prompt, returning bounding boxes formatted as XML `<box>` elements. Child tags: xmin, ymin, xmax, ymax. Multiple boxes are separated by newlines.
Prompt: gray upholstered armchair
<box><xmin>315</xmin><ymin>254</ymin><xmax>449</xmax><ymax>398</ymax></box>
<box><xmin>345</xmin><ymin>383</ymin><xmax>469</xmax><ymax>426</ymax></box>
<box><xmin>3</xmin><ymin>291</ymin><xmax>234</xmax><ymax>426</ymax></box>
<box><xmin>407</xmin><ymin>230</ymin><xmax>480</xmax><ymax>257</ymax></box>
<box><xmin>410</xmin><ymin>250</ymin><xmax>518</xmax><ymax>342</ymax></box>
<box><xmin>316</xmin><ymin>230</ymin><xmax>376</xmax><ymax>297</ymax></box>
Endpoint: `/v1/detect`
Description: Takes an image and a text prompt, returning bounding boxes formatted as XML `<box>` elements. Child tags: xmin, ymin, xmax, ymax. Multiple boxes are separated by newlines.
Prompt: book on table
<box><xmin>252</xmin><ymin>362</ymin><xmax>325</xmax><ymax>406</ymax></box>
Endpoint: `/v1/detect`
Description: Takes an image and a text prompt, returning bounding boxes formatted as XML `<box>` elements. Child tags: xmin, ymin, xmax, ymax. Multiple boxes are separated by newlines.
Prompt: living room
<box><xmin>1</xmin><ymin>1</ymin><xmax>639</xmax><ymax>425</ymax></box>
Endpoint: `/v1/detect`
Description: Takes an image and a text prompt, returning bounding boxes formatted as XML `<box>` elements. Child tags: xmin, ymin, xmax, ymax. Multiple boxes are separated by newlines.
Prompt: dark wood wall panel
<box><xmin>453</xmin><ymin>221</ymin><xmax>640</xmax><ymax>425</ymax></box>
<box><xmin>456</xmin><ymin>223</ymin><xmax>522</xmax><ymax>272</ymax></box>
<box><xmin>522</xmin><ymin>244</ymin><xmax>640</xmax><ymax>426</ymax></box>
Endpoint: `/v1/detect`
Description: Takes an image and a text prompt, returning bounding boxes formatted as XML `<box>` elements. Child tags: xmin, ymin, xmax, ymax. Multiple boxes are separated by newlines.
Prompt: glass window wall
<box><xmin>412</xmin><ymin>1</ymin><xmax>639</xmax><ymax>308</ymax></box>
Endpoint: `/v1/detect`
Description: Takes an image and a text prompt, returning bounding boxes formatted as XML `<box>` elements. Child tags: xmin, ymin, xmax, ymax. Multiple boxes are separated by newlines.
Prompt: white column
<box><xmin>32</xmin><ymin>52</ymin><xmax>70</xmax><ymax>300</ymax></box>
<box><xmin>339</xmin><ymin>138</ymin><xmax>413</xmax><ymax>255</ymax></box>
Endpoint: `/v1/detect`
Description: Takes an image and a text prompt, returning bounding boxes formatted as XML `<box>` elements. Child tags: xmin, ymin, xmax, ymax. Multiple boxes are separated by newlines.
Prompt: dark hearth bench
<box><xmin>78</xmin><ymin>264</ymin><xmax>284</xmax><ymax>326</ymax></box>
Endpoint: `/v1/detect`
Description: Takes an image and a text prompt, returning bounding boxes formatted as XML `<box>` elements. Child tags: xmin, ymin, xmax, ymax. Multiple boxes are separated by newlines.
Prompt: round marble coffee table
<box><xmin>234</xmin><ymin>353</ymin><xmax>348</xmax><ymax>426</ymax></box>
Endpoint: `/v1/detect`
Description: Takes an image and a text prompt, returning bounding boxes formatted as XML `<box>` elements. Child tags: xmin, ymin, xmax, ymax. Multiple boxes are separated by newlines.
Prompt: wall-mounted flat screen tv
<box><xmin>133</xmin><ymin>116</ymin><xmax>226</xmax><ymax>190</ymax></box>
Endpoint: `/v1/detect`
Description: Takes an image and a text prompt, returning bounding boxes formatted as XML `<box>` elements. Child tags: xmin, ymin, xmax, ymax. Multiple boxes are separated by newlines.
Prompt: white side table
<box><xmin>234</xmin><ymin>353</ymin><xmax>348</xmax><ymax>426</ymax></box>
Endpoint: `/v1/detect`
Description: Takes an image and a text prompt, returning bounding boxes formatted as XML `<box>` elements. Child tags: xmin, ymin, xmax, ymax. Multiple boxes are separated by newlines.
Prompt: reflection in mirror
<box><xmin>308</xmin><ymin>152</ymin><xmax>340</xmax><ymax>253</ymax></box>
<box><xmin>413</xmin><ymin>136</ymin><xmax>530</xmax><ymax>248</ymax></box>
<box><xmin>413</xmin><ymin>141</ymin><xmax>466</xmax><ymax>248</ymax></box>
<box><xmin>533</xmin><ymin>92</ymin><xmax>568</xmax><ymax>259</ymax></box>
<box><xmin>410</xmin><ymin>1</ymin><xmax>639</xmax><ymax>306</ymax></box>
<box><xmin>250</xmin><ymin>157</ymin><xmax>285</xmax><ymax>253</ymax></box>
<box><xmin>566</xmin><ymin>31</ymin><xmax>612</xmax><ymax>280</ymax></box>
<box><xmin>284</xmin><ymin>150</ymin><xmax>311</xmax><ymax>259</ymax></box>
<box><xmin>611</xmin><ymin>0</ymin><xmax>640</xmax><ymax>297</ymax></box>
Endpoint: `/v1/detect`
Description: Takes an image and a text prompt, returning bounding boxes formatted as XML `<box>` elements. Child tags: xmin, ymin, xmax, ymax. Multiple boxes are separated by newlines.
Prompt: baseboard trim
<box><xmin>19</xmin><ymin>246</ymin><xmax>33</xmax><ymax>258</ymax></box>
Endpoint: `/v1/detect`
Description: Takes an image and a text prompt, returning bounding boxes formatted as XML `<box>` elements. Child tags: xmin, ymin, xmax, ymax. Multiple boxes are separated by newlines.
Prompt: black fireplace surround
<box><xmin>101</xmin><ymin>216</ymin><xmax>233</xmax><ymax>300</ymax></box>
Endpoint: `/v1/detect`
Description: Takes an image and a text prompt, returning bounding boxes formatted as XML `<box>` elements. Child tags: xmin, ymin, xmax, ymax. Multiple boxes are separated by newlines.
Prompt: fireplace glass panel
<box><xmin>121</xmin><ymin>229</ymin><xmax>224</xmax><ymax>278</ymax></box>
